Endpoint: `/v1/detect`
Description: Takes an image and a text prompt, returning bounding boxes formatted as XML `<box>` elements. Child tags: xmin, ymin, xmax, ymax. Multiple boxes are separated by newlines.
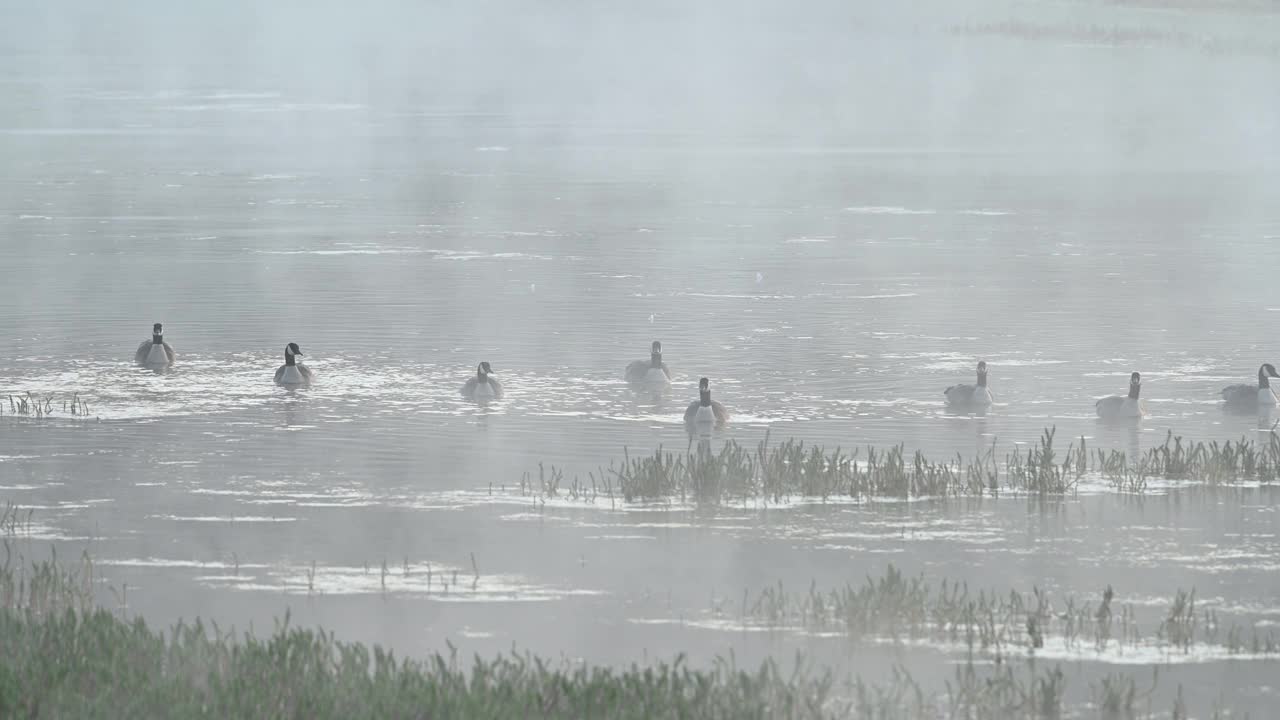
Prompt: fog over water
<box><xmin>2</xmin><ymin>0</ymin><xmax>1279</xmax><ymax>715</ymax></box>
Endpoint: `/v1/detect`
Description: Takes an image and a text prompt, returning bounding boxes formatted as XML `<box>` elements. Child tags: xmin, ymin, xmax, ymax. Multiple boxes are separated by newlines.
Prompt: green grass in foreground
<box><xmin>1</xmin><ymin>607</ymin><xmax>850</xmax><ymax>719</ymax></box>
<box><xmin>0</xmin><ymin>546</ymin><xmax>1248</xmax><ymax>719</ymax></box>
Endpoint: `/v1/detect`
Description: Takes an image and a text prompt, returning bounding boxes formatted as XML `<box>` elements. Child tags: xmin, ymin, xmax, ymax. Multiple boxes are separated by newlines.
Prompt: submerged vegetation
<box><xmin>524</xmin><ymin>427</ymin><xmax>1280</xmax><ymax>505</ymax></box>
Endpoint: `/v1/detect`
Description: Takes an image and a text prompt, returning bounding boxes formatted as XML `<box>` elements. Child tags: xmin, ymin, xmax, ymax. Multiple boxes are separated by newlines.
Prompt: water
<box><xmin>3</xmin><ymin>1</ymin><xmax>1280</xmax><ymax>714</ymax></box>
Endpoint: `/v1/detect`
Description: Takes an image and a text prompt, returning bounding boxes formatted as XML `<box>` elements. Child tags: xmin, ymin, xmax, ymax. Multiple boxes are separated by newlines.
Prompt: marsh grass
<box><xmin>527</xmin><ymin>427</ymin><xmax>1280</xmax><ymax>505</ymax></box>
<box><xmin>1090</xmin><ymin>671</ymin><xmax>1153</xmax><ymax>720</ymax></box>
<box><xmin>605</xmin><ymin>434</ymin><xmax>986</xmax><ymax>505</ymax></box>
<box><xmin>1</xmin><ymin>543</ymin><xmax>96</xmax><ymax>619</ymax></box>
<box><xmin>727</xmin><ymin>566</ymin><xmax>1277</xmax><ymax>662</ymax></box>
<box><xmin>3</xmin><ymin>392</ymin><xmax>92</xmax><ymax>419</ymax></box>
<box><xmin>0</xmin><ymin>539</ymin><xmax>848</xmax><ymax>718</ymax></box>
<box><xmin>1095</xmin><ymin>430</ymin><xmax>1280</xmax><ymax>491</ymax></box>
<box><xmin>0</xmin><ymin>547</ymin><xmax>1045</xmax><ymax>720</ymax></box>
<box><xmin>0</xmin><ymin>543</ymin><xmax>1253</xmax><ymax>719</ymax></box>
<box><xmin>945</xmin><ymin>661</ymin><xmax>1065</xmax><ymax>720</ymax></box>
<box><xmin>0</xmin><ymin>607</ymin><xmax>852</xmax><ymax>719</ymax></box>
<box><xmin>1005</xmin><ymin>428</ymin><xmax>1085</xmax><ymax>495</ymax></box>
<box><xmin>1158</xmin><ymin>590</ymin><xmax>1197</xmax><ymax>653</ymax></box>
<box><xmin>1</xmin><ymin>502</ymin><xmax>35</xmax><ymax>539</ymax></box>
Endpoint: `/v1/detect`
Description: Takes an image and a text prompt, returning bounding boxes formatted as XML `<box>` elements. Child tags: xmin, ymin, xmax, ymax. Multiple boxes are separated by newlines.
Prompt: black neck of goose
<box><xmin>651</xmin><ymin>353</ymin><xmax>662</xmax><ymax>368</ymax></box>
<box><xmin>1259</xmin><ymin>368</ymin><xmax>1271</xmax><ymax>389</ymax></box>
<box><xmin>153</xmin><ymin>334</ymin><xmax>163</xmax><ymax>345</ymax></box>
<box><xmin>1128</xmin><ymin>383</ymin><xmax>1140</xmax><ymax>400</ymax></box>
<box><xmin>976</xmin><ymin>372</ymin><xmax>987</xmax><ymax>388</ymax></box>
<box><xmin>477</xmin><ymin>369</ymin><xmax>487</xmax><ymax>382</ymax></box>
<box><xmin>285</xmin><ymin>353</ymin><xmax>296</xmax><ymax>366</ymax></box>
<box><xmin>700</xmin><ymin>389</ymin><xmax>711</xmax><ymax>407</ymax></box>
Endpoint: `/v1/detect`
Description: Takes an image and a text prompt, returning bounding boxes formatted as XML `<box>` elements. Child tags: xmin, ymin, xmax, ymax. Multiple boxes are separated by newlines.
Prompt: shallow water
<box><xmin>4</xmin><ymin>0</ymin><xmax>1280</xmax><ymax>715</ymax></box>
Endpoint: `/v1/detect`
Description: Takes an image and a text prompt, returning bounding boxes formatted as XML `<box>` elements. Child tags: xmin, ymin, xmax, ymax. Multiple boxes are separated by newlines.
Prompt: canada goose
<box><xmin>462</xmin><ymin>361</ymin><xmax>503</xmax><ymax>401</ymax></box>
<box><xmin>684</xmin><ymin>377</ymin><xmax>729</xmax><ymax>426</ymax></box>
<box><xmin>1096</xmin><ymin>372</ymin><xmax>1145</xmax><ymax>419</ymax></box>
<box><xmin>1221</xmin><ymin>363</ymin><xmax>1279</xmax><ymax>411</ymax></box>
<box><xmin>944</xmin><ymin>360</ymin><xmax>993</xmax><ymax>408</ymax></box>
<box><xmin>135</xmin><ymin>323</ymin><xmax>176</xmax><ymax>367</ymax></box>
<box><xmin>274</xmin><ymin>343</ymin><xmax>314</xmax><ymax>386</ymax></box>
<box><xmin>626</xmin><ymin>340</ymin><xmax>672</xmax><ymax>386</ymax></box>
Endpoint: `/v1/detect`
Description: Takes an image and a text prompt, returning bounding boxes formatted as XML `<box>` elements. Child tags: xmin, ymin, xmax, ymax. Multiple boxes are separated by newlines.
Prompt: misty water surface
<box><xmin>3</xmin><ymin>0</ymin><xmax>1279</xmax><ymax>715</ymax></box>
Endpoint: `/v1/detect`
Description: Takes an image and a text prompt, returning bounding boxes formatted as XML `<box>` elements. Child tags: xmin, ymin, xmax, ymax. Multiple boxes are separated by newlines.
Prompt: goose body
<box><xmin>1221</xmin><ymin>385</ymin><xmax>1278</xmax><ymax>408</ymax></box>
<box><xmin>944</xmin><ymin>361</ymin><xmax>992</xmax><ymax>408</ymax></box>
<box><xmin>274</xmin><ymin>343</ymin><xmax>314</xmax><ymax>386</ymax></box>
<box><xmin>276</xmin><ymin>365</ymin><xmax>308</xmax><ymax>384</ymax></box>
<box><xmin>683</xmin><ymin>377</ymin><xmax>729</xmax><ymax>426</ymax></box>
<box><xmin>626</xmin><ymin>341</ymin><xmax>671</xmax><ymax>387</ymax></box>
<box><xmin>462</xmin><ymin>362</ymin><xmax>503</xmax><ymax>401</ymax></box>
<box><xmin>1095</xmin><ymin>395</ymin><xmax>1143</xmax><ymax>419</ymax></box>
<box><xmin>135</xmin><ymin>323</ymin><xmax>176</xmax><ymax>367</ymax></box>
<box><xmin>1222</xmin><ymin>364</ymin><xmax>1279</xmax><ymax>411</ymax></box>
<box><xmin>1096</xmin><ymin>372</ymin><xmax>1144</xmax><ymax>419</ymax></box>
<box><xmin>642</xmin><ymin>367</ymin><xmax>670</xmax><ymax>384</ymax></box>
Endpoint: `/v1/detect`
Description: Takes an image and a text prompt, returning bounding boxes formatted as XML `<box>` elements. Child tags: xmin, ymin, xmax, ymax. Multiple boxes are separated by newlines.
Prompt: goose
<box><xmin>626</xmin><ymin>341</ymin><xmax>672</xmax><ymax>386</ymax></box>
<box><xmin>684</xmin><ymin>377</ymin><xmax>729</xmax><ymax>426</ymax></box>
<box><xmin>1221</xmin><ymin>363</ymin><xmax>1279</xmax><ymax>411</ymax></box>
<box><xmin>461</xmin><ymin>361</ymin><xmax>503</xmax><ymax>401</ymax></box>
<box><xmin>1096</xmin><ymin>372</ymin><xmax>1145</xmax><ymax>419</ymax></box>
<box><xmin>274</xmin><ymin>343</ymin><xmax>314</xmax><ymax>386</ymax></box>
<box><xmin>944</xmin><ymin>360</ymin><xmax>992</xmax><ymax>408</ymax></box>
<box><xmin>135</xmin><ymin>323</ymin><xmax>176</xmax><ymax>367</ymax></box>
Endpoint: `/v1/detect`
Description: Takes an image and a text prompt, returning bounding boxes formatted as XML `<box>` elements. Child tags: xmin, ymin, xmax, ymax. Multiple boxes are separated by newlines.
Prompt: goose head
<box><xmin>698</xmin><ymin>377</ymin><xmax>711</xmax><ymax>406</ymax></box>
<box><xmin>1259</xmin><ymin>363</ymin><xmax>1279</xmax><ymax>388</ymax></box>
<box><xmin>152</xmin><ymin>323</ymin><xmax>163</xmax><ymax>343</ymax></box>
<box><xmin>477</xmin><ymin>361</ymin><xmax>493</xmax><ymax>379</ymax></box>
<box><xmin>650</xmin><ymin>341</ymin><xmax>663</xmax><ymax>368</ymax></box>
<box><xmin>1128</xmin><ymin>372</ymin><xmax>1141</xmax><ymax>400</ymax></box>
<box><xmin>976</xmin><ymin>360</ymin><xmax>988</xmax><ymax>387</ymax></box>
<box><xmin>284</xmin><ymin>343</ymin><xmax>302</xmax><ymax>364</ymax></box>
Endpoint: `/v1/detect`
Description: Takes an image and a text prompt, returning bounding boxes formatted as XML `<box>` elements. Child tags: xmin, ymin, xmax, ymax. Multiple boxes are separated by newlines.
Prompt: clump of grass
<box><xmin>1006</xmin><ymin>428</ymin><xmax>1086</xmax><ymax>495</ymax></box>
<box><xmin>612</xmin><ymin>443</ymin><xmax>758</xmax><ymax>505</ymax></box>
<box><xmin>0</xmin><ymin>604</ymin><xmax>858</xmax><ymax>719</ymax></box>
<box><xmin>609</xmin><ymin>436</ymin><xmax>977</xmax><ymax>504</ymax></box>
<box><xmin>1126</xmin><ymin>430</ymin><xmax>1280</xmax><ymax>487</ymax></box>
<box><xmin>1</xmin><ymin>502</ymin><xmax>35</xmax><ymax>539</ymax></box>
<box><xmin>1158</xmin><ymin>589</ymin><xmax>1197</xmax><ymax>653</ymax></box>
<box><xmin>4</xmin><ymin>392</ymin><xmax>92</xmax><ymax>419</ymax></box>
<box><xmin>616</xmin><ymin>447</ymin><xmax>681</xmax><ymax>501</ymax></box>
<box><xmin>1</xmin><ymin>547</ymin><xmax>96</xmax><ymax>618</ymax></box>
<box><xmin>1090</xmin><ymin>670</ymin><xmax>1155</xmax><ymax>720</ymax></box>
<box><xmin>946</xmin><ymin>661</ymin><xmax>1065</xmax><ymax>719</ymax></box>
<box><xmin>726</xmin><ymin>566</ymin><xmax>1273</xmax><ymax>664</ymax></box>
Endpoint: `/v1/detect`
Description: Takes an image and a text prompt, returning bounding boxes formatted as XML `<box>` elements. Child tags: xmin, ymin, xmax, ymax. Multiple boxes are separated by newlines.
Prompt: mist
<box><xmin>3</xmin><ymin>0</ymin><xmax>1279</xmax><ymax>717</ymax></box>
